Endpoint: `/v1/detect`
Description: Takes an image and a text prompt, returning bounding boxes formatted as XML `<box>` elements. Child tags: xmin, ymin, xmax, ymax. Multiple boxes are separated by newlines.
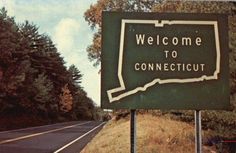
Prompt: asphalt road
<box><xmin>0</xmin><ymin>121</ymin><xmax>105</xmax><ymax>153</ymax></box>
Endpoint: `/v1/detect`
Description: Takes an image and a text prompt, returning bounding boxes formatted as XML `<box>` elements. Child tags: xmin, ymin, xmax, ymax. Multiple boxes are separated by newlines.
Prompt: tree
<box><xmin>0</xmin><ymin>7</ymin><xmax>96</xmax><ymax>124</ymax></box>
<box><xmin>59</xmin><ymin>84</ymin><xmax>73</xmax><ymax>113</ymax></box>
<box><xmin>18</xmin><ymin>21</ymin><xmax>71</xmax><ymax>116</ymax></box>
<box><xmin>0</xmin><ymin>7</ymin><xmax>31</xmax><ymax>112</ymax></box>
<box><xmin>19</xmin><ymin>21</ymin><xmax>69</xmax><ymax>87</ymax></box>
<box><xmin>0</xmin><ymin>7</ymin><xmax>19</xmax><ymax>66</ymax></box>
<box><xmin>68</xmin><ymin>64</ymin><xmax>83</xmax><ymax>86</ymax></box>
<box><xmin>84</xmin><ymin>0</ymin><xmax>158</xmax><ymax>66</ymax></box>
<box><xmin>33</xmin><ymin>73</ymin><xmax>54</xmax><ymax>112</ymax></box>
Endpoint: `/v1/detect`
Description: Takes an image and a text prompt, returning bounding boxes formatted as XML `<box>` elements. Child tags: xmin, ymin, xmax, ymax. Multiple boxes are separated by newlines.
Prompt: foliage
<box><xmin>68</xmin><ymin>64</ymin><xmax>82</xmax><ymax>85</ymax></box>
<box><xmin>74</xmin><ymin>89</ymin><xmax>97</xmax><ymax>120</ymax></box>
<box><xmin>0</xmin><ymin>7</ymin><xmax>97</xmax><ymax>125</ymax></box>
<box><xmin>33</xmin><ymin>73</ymin><xmax>54</xmax><ymax>112</ymax></box>
<box><xmin>84</xmin><ymin>0</ymin><xmax>158</xmax><ymax>66</ymax></box>
<box><xmin>59</xmin><ymin>84</ymin><xmax>73</xmax><ymax>113</ymax></box>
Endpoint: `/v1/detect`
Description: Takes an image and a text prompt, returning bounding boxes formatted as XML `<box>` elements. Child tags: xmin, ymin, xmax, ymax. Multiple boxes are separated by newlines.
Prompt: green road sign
<box><xmin>101</xmin><ymin>12</ymin><xmax>230</xmax><ymax>110</ymax></box>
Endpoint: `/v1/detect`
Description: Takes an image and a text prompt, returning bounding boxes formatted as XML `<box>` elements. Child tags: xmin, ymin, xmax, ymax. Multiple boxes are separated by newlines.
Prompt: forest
<box><xmin>0</xmin><ymin>7</ymin><xmax>99</xmax><ymax>130</ymax></box>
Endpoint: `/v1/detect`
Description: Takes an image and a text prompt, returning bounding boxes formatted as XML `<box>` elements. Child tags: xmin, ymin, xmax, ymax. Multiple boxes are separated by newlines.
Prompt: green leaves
<box><xmin>68</xmin><ymin>64</ymin><xmax>83</xmax><ymax>85</ymax></box>
<box><xmin>0</xmin><ymin>7</ymin><xmax>96</xmax><ymax>121</ymax></box>
<box><xmin>33</xmin><ymin>73</ymin><xmax>53</xmax><ymax>105</ymax></box>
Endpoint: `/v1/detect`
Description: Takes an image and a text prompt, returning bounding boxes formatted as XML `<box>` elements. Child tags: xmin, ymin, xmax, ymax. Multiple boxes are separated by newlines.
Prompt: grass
<box><xmin>81</xmin><ymin>114</ymin><xmax>216</xmax><ymax>153</ymax></box>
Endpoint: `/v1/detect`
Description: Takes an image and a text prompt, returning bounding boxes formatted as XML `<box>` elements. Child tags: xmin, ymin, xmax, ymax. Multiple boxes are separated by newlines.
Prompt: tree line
<box><xmin>0</xmin><ymin>7</ymin><xmax>97</xmax><ymax>122</ymax></box>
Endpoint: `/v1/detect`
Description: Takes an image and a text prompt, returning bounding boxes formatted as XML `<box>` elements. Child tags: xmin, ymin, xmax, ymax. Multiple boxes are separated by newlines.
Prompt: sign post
<box><xmin>101</xmin><ymin>12</ymin><xmax>229</xmax><ymax>152</ymax></box>
<box><xmin>195</xmin><ymin>110</ymin><xmax>202</xmax><ymax>153</ymax></box>
<box><xmin>130</xmin><ymin>109</ymin><xmax>136</xmax><ymax>153</ymax></box>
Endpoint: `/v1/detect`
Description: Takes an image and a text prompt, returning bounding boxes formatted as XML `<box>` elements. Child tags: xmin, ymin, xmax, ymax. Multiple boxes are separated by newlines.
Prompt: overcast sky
<box><xmin>0</xmin><ymin>0</ymin><xmax>101</xmax><ymax>105</ymax></box>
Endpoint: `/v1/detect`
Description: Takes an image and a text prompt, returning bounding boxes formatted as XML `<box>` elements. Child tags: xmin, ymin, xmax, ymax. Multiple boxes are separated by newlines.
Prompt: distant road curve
<box><xmin>0</xmin><ymin>121</ymin><xmax>105</xmax><ymax>153</ymax></box>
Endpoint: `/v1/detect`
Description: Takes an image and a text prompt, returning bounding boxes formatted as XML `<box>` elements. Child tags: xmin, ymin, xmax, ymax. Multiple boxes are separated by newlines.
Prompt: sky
<box><xmin>0</xmin><ymin>0</ymin><xmax>101</xmax><ymax>105</ymax></box>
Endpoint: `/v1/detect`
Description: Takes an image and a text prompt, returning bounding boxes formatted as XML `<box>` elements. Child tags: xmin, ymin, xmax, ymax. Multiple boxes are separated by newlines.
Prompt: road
<box><xmin>0</xmin><ymin>121</ymin><xmax>105</xmax><ymax>153</ymax></box>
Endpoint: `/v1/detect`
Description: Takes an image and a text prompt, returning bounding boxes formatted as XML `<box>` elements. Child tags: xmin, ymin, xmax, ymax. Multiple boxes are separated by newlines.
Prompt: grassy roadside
<box><xmin>81</xmin><ymin>114</ymin><xmax>216</xmax><ymax>153</ymax></box>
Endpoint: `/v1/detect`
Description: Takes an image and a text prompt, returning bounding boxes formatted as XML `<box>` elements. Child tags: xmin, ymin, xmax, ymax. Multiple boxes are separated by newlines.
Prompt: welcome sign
<box><xmin>101</xmin><ymin>12</ymin><xmax>229</xmax><ymax>110</ymax></box>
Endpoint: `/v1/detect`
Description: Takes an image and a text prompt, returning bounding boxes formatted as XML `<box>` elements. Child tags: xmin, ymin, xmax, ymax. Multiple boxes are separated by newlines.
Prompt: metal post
<box><xmin>195</xmin><ymin>110</ymin><xmax>202</xmax><ymax>153</ymax></box>
<box><xmin>130</xmin><ymin>109</ymin><xmax>136</xmax><ymax>153</ymax></box>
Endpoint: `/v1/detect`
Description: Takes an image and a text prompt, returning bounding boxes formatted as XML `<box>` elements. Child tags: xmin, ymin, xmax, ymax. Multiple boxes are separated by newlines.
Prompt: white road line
<box><xmin>54</xmin><ymin>122</ymin><xmax>105</xmax><ymax>153</ymax></box>
<box><xmin>0</xmin><ymin>121</ymin><xmax>91</xmax><ymax>145</ymax></box>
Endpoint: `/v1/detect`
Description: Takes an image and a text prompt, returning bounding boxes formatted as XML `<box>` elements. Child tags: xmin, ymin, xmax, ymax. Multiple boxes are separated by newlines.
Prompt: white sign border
<box><xmin>107</xmin><ymin>20</ymin><xmax>220</xmax><ymax>103</ymax></box>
